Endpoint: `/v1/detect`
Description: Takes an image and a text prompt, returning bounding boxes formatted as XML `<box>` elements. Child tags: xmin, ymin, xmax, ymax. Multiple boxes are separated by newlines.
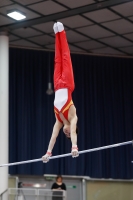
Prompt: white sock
<box><xmin>53</xmin><ymin>22</ymin><xmax>58</xmax><ymax>34</ymax></box>
<box><xmin>57</xmin><ymin>22</ymin><xmax>64</xmax><ymax>32</ymax></box>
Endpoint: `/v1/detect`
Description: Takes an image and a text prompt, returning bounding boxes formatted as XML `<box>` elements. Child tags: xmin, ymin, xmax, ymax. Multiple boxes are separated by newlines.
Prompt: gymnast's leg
<box><xmin>53</xmin><ymin>23</ymin><xmax>62</xmax><ymax>91</ymax></box>
<box><xmin>56</xmin><ymin>22</ymin><xmax>75</xmax><ymax>92</ymax></box>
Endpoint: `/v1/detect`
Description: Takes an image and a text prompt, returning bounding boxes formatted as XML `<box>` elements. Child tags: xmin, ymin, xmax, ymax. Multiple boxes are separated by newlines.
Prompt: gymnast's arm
<box><xmin>42</xmin><ymin>117</ymin><xmax>63</xmax><ymax>162</ymax></box>
<box><xmin>70</xmin><ymin>115</ymin><xmax>78</xmax><ymax>146</ymax></box>
<box><xmin>69</xmin><ymin>106</ymin><xmax>79</xmax><ymax>157</ymax></box>
<box><xmin>47</xmin><ymin>117</ymin><xmax>63</xmax><ymax>152</ymax></box>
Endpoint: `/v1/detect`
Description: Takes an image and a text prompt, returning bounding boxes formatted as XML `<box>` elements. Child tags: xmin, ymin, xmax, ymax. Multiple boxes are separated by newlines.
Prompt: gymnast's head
<box><xmin>63</xmin><ymin>124</ymin><xmax>79</xmax><ymax>138</ymax></box>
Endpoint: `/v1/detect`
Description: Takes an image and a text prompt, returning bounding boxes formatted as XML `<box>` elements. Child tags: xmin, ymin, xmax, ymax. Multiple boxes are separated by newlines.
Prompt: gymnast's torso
<box><xmin>54</xmin><ymin>88</ymin><xmax>74</xmax><ymax>123</ymax></box>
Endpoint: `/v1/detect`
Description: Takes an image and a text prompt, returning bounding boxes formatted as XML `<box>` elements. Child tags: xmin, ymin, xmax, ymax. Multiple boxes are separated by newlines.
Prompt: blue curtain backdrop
<box><xmin>9</xmin><ymin>48</ymin><xmax>133</xmax><ymax>179</ymax></box>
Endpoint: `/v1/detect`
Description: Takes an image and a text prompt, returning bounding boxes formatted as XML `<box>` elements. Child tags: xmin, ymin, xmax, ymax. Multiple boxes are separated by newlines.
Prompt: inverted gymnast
<box><xmin>42</xmin><ymin>22</ymin><xmax>79</xmax><ymax>163</ymax></box>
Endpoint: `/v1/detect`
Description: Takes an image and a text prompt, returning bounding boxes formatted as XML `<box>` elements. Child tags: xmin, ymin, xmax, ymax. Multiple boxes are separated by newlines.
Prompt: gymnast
<box><xmin>42</xmin><ymin>22</ymin><xmax>79</xmax><ymax>163</ymax></box>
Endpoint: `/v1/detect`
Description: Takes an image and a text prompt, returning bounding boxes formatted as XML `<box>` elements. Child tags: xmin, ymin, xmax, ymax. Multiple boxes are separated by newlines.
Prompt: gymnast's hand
<box><xmin>42</xmin><ymin>152</ymin><xmax>52</xmax><ymax>163</ymax></box>
<box><xmin>71</xmin><ymin>146</ymin><xmax>79</xmax><ymax>158</ymax></box>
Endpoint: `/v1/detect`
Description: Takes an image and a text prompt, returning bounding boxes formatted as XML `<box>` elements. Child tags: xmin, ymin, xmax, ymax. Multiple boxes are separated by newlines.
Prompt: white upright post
<box><xmin>0</xmin><ymin>32</ymin><xmax>9</xmax><ymax>198</ymax></box>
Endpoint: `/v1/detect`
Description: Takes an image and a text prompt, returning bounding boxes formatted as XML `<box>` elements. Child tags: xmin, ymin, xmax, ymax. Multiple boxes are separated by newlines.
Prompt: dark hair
<box><xmin>56</xmin><ymin>175</ymin><xmax>62</xmax><ymax>181</ymax></box>
<box><xmin>66</xmin><ymin>126</ymin><xmax>79</xmax><ymax>140</ymax></box>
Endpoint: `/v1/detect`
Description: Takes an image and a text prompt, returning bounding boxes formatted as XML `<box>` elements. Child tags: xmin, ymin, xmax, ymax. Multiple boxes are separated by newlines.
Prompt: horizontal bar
<box><xmin>0</xmin><ymin>141</ymin><xmax>132</xmax><ymax>167</ymax></box>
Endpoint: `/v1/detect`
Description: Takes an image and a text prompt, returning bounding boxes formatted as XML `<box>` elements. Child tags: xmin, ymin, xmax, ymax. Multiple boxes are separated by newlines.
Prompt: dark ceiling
<box><xmin>0</xmin><ymin>0</ymin><xmax>133</xmax><ymax>56</ymax></box>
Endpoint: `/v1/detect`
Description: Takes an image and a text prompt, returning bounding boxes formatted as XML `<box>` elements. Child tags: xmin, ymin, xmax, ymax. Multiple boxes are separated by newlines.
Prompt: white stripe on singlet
<box><xmin>54</xmin><ymin>88</ymin><xmax>68</xmax><ymax>111</ymax></box>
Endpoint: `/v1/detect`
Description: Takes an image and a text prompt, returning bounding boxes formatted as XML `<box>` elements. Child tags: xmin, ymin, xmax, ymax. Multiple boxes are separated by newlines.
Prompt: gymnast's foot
<box><xmin>53</xmin><ymin>22</ymin><xmax>58</xmax><ymax>34</ymax></box>
<box><xmin>57</xmin><ymin>22</ymin><xmax>64</xmax><ymax>32</ymax></box>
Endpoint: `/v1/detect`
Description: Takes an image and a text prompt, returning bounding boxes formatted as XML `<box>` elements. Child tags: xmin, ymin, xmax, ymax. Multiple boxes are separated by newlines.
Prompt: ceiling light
<box><xmin>7</xmin><ymin>11</ymin><xmax>26</xmax><ymax>20</ymax></box>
